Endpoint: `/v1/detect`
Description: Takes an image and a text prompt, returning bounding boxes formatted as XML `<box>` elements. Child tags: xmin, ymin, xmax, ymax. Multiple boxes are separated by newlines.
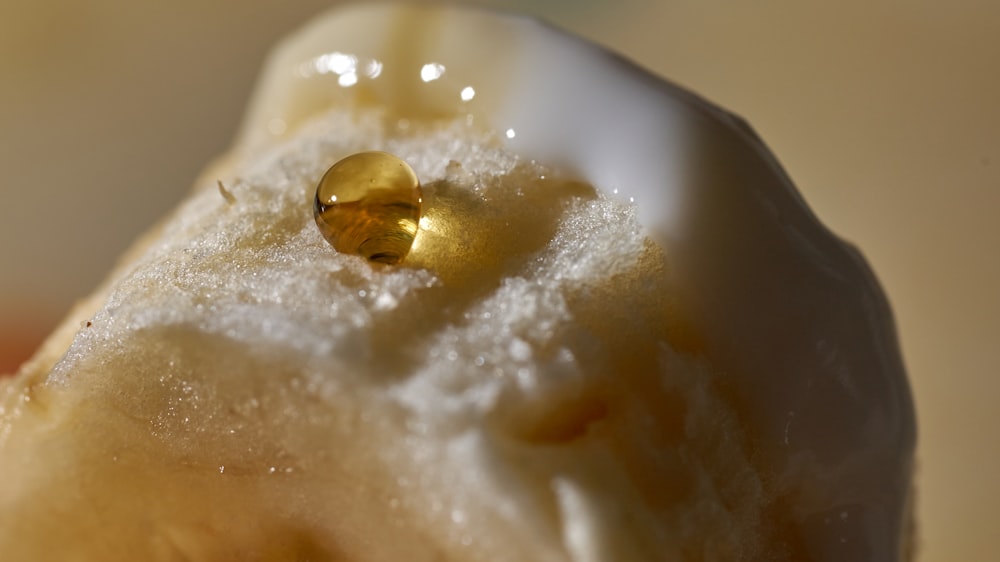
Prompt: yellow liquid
<box><xmin>314</xmin><ymin>151</ymin><xmax>422</xmax><ymax>264</ymax></box>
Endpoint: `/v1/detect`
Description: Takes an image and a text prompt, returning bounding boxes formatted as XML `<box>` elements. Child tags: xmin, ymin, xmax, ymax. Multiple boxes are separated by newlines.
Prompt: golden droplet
<box><xmin>313</xmin><ymin>151</ymin><xmax>422</xmax><ymax>264</ymax></box>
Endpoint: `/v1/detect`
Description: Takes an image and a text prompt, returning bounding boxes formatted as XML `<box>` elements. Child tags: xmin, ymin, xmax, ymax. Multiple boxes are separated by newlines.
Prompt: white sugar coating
<box><xmin>0</xmin><ymin>107</ymin><xmax>776</xmax><ymax>560</ymax></box>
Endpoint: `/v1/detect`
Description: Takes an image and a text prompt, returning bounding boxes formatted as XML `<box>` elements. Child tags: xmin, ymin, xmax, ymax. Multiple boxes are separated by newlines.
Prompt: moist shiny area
<box><xmin>313</xmin><ymin>151</ymin><xmax>423</xmax><ymax>264</ymax></box>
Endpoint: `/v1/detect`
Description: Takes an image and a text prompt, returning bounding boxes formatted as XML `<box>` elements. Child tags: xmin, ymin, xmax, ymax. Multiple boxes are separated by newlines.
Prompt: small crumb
<box><xmin>217</xmin><ymin>180</ymin><xmax>237</xmax><ymax>204</ymax></box>
<box><xmin>86</xmin><ymin>321</ymin><xmax>92</xmax><ymax>328</ymax></box>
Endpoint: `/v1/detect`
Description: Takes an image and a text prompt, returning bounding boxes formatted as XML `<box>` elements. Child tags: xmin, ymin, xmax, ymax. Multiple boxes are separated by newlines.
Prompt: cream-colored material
<box><xmin>0</xmin><ymin>4</ymin><xmax>913</xmax><ymax>560</ymax></box>
<box><xmin>0</xmin><ymin>110</ymin><xmax>764</xmax><ymax>560</ymax></box>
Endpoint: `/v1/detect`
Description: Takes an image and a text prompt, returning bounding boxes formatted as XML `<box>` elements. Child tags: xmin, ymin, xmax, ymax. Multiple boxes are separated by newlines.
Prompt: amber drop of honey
<box><xmin>314</xmin><ymin>151</ymin><xmax>422</xmax><ymax>264</ymax></box>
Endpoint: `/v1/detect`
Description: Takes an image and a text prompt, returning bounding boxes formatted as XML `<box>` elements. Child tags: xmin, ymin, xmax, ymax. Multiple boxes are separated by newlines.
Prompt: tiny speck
<box><xmin>218</xmin><ymin>465</ymin><xmax>225</xmax><ymax>474</ymax></box>
<box><xmin>267</xmin><ymin>118</ymin><xmax>287</xmax><ymax>135</ymax></box>
<box><xmin>217</xmin><ymin>180</ymin><xmax>237</xmax><ymax>204</ymax></box>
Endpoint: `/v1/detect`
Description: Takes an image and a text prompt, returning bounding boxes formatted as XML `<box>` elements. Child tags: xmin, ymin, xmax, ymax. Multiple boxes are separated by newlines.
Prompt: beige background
<box><xmin>1</xmin><ymin>1</ymin><xmax>996</xmax><ymax>559</ymax></box>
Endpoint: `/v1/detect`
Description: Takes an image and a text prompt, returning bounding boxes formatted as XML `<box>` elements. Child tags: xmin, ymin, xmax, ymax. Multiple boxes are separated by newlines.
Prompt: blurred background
<box><xmin>1</xmin><ymin>0</ymin><xmax>996</xmax><ymax>559</ymax></box>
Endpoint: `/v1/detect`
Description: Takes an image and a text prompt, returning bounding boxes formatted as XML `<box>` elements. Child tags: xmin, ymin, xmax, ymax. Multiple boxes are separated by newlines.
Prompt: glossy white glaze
<box><xmin>240</xmin><ymin>4</ymin><xmax>915</xmax><ymax>560</ymax></box>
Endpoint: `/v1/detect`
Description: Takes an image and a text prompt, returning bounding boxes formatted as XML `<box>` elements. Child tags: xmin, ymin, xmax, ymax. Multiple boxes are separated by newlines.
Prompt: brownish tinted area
<box><xmin>0</xmin><ymin>320</ymin><xmax>46</xmax><ymax>376</ymax></box>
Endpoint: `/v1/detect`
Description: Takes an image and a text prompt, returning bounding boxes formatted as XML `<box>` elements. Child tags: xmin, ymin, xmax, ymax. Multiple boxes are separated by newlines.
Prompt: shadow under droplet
<box><xmin>363</xmin><ymin>166</ymin><xmax>596</xmax><ymax>380</ymax></box>
<box><xmin>408</xmin><ymin>172</ymin><xmax>595</xmax><ymax>288</ymax></box>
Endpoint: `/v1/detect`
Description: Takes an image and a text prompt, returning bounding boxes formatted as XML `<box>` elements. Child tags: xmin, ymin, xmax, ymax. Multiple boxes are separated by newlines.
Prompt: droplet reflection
<box><xmin>314</xmin><ymin>152</ymin><xmax>422</xmax><ymax>265</ymax></box>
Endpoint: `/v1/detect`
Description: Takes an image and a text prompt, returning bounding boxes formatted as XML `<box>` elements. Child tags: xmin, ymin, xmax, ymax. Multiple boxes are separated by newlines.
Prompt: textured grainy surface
<box><xmin>6</xmin><ymin>2</ymin><xmax>997</xmax><ymax>559</ymax></box>
<box><xmin>0</xmin><ymin>108</ymin><xmax>770</xmax><ymax>560</ymax></box>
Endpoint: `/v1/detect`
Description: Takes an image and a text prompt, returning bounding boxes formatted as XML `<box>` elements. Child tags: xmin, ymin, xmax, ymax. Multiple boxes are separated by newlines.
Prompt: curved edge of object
<box><xmin>238</xmin><ymin>4</ymin><xmax>916</xmax><ymax>560</ymax></box>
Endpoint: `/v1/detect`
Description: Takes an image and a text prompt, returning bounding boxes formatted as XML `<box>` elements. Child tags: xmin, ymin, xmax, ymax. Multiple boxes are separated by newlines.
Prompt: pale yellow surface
<box><xmin>1</xmin><ymin>1</ymin><xmax>996</xmax><ymax>560</ymax></box>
